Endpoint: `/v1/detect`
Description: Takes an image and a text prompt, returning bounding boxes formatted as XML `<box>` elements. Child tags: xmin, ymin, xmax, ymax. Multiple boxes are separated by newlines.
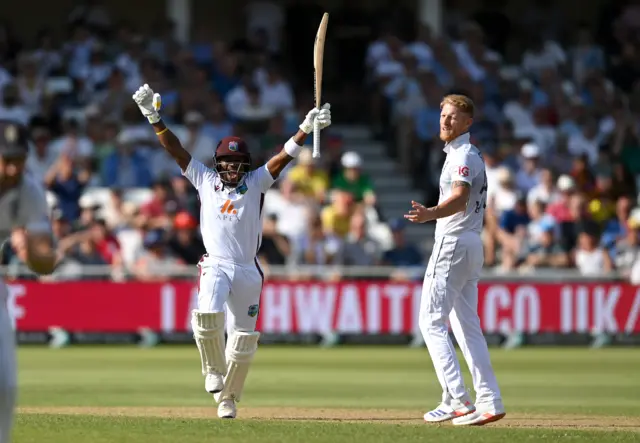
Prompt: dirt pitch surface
<box><xmin>18</xmin><ymin>407</ymin><xmax>640</xmax><ymax>432</ymax></box>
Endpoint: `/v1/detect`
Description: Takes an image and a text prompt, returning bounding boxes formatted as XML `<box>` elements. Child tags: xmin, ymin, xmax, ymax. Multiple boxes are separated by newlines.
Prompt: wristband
<box><xmin>155</xmin><ymin>127</ymin><xmax>168</xmax><ymax>136</ymax></box>
<box><xmin>283</xmin><ymin>137</ymin><xmax>303</xmax><ymax>157</ymax></box>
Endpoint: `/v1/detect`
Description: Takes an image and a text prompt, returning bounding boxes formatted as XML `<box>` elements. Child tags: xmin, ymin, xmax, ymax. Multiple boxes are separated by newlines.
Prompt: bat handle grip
<box><xmin>312</xmin><ymin>115</ymin><xmax>321</xmax><ymax>159</ymax></box>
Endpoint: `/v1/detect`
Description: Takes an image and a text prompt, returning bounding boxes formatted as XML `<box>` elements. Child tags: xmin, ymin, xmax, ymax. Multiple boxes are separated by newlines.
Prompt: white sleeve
<box><xmin>20</xmin><ymin>179</ymin><xmax>51</xmax><ymax>234</ymax></box>
<box><xmin>248</xmin><ymin>164</ymin><xmax>276</xmax><ymax>193</ymax></box>
<box><xmin>449</xmin><ymin>150</ymin><xmax>479</xmax><ymax>184</ymax></box>
<box><xmin>182</xmin><ymin>158</ymin><xmax>216</xmax><ymax>189</ymax></box>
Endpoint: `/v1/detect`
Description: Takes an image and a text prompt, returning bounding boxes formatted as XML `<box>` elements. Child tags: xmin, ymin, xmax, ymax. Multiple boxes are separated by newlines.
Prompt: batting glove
<box><xmin>299</xmin><ymin>103</ymin><xmax>331</xmax><ymax>134</ymax></box>
<box><xmin>132</xmin><ymin>84</ymin><xmax>162</xmax><ymax>124</ymax></box>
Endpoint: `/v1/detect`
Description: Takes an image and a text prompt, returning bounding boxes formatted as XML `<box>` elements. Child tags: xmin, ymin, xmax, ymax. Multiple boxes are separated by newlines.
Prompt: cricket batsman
<box><xmin>0</xmin><ymin>120</ymin><xmax>57</xmax><ymax>442</ymax></box>
<box><xmin>133</xmin><ymin>84</ymin><xmax>331</xmax><ymax>418</ymax></box>
<box><xmin>404</xmin><ymin>94</ymin><xmax>505</xmax><ymax>426</ymax></box>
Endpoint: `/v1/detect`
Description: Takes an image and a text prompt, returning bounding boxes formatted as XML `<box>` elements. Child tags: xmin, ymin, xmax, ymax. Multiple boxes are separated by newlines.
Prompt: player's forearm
<box><xmin>429</xmin><ymin>194</ymin><xmax>468</xmax><ymax>219</ymax></box>
<box><xmin>266</xmin><ymin>130</ymin><xmax>307</xmax><ymax>179</ymax></box>
<box><xmin>151</xmin><ymin>121</ymin><xmax>191</xmax><ymax>171</ymax></box>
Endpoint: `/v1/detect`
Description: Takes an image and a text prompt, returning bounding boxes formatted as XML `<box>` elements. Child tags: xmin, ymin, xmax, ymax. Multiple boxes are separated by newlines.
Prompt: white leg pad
<box><xmin>191</xmin><ymin>311</ymin><xmax>227</xmax><ymax>376</ymax></box>
<box><xmin>214</xmin><ymin>331</ymin><xmax>260</xmax><ymax>403</ymax></box>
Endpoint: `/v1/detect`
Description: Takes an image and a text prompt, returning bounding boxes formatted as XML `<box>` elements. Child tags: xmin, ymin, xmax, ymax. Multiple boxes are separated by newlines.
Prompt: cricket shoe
<box><xmin>424</xmin><ymin>394</ymin><xmax>475</xmax><ymax>423</ymax></box>
<box><xmin>452</xmin><ymin>402</ymin><xmax>505</xmax><ymax>426</ymax></box>
<box><xmin>205</xmin><ymin>373</ymin><xmax>224</xmax><ymax>394</ymax></box>
<box><xmin>218</xmin><ymin>399</ymin><xmax>237</xmax><ymax>419</ymax></box>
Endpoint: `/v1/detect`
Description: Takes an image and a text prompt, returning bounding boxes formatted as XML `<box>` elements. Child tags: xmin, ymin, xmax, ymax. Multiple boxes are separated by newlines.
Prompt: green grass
<box><xmin>14</xmin><ymin>346</ymin><xmax>640</xmax><ymax>442</ymax></box>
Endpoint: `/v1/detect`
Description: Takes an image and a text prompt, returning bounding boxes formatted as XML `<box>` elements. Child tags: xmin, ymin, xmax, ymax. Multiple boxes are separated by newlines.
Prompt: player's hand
<box><xmin>404</xmin><ymin>201</ymin><xmax>434</xmax><ymax>223</ymax></box>
<box><xmin>299</xmin><ymin>103</ymin><xmax>331</xmax><ymax>134</ymax></box>
<box><xmin>132</xmin><ymin>84</ymin><xmax>162</xmax><ymax>124</ymax></box>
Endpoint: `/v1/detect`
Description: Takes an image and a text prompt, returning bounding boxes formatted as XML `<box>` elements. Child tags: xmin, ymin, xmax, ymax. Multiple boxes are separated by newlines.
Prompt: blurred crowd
<box><xmin>370</xmin><ymin>0</ymin><xmax>640</xmax><ymax>281</ymax></box>
<box><xmin>0</xmin><ymin>1</ymin><xmax>416</xmax><ymax>281</ymax></box>
<box><xmin>1</xmin><ymin>0</ymin><xmax>640</xmax><ymax>282</ymax></box>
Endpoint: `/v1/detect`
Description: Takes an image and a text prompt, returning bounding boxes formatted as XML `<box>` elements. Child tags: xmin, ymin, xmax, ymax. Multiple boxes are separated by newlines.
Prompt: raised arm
<box><xmin>265</xmin><ymin>104</ymin><xmax>332</xmax><ymax>179</ymax></box>
<box><xmin>133</xmin><ymin>84</ymin><xmax>191</xmax><ymax>171</ymax></box>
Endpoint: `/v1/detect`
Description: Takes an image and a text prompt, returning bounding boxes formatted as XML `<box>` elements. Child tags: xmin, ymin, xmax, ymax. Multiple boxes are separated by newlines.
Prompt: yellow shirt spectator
<box><xmin>320</xmin><ymin>190</ymin><xmax>355</xmax><ymax>238</ymax></box>
<box><xmin>286</xmin><ymin>150</ymin><xmax>329</xmax><ymax>201</ymax></box>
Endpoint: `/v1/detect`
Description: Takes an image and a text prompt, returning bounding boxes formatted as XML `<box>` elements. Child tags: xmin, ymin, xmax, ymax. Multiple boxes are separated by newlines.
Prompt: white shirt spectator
<box><xmin>522</xmin><ymin>41</ymin><xmax>566</xmax><ymax>76</ymax></box>
<box><xmin>452</xmin><ymin>42</ymin><xmax>490</xmax><ymax>82</ymax></box>
<box><xmin>115</xmin><ymin>52</ymin><xmax>141</xmax><ymax>92</ymax></box>
<box><xmin>263</xmin><ymin>189</ymin><xmax>308</xmax><ymax>243</ymax></box>
<box><xmin>406</xmin><ymin>41</ymin><xmax>434</xmax><ymax>67</ymax></box>
<box><xmin>575</xmin><ymin>247</ymin><xmax>607</xmax><ymax>276</ymax></box>
<box><xmin>527</xmin><ymin>183</ymin><xmax>558</xmax><ymax>208</ymax></box>
<box><xmin>225</xmin><ymin>86</ymin><xmax>275</xmax><ymax>121</ymax></box>
<box><xmin>16</xmin><ymin>77</ymin><xmax>45</xmax><ymax>116</ymax></box>
<box><xmin>567</xmin><ymin>131</ymin><xmax>600</xmax><ymax>165</ymax></box>
<box><xmin>260</xmin><ymin>80</ymin><xmax>294</xmax><ymax>112</ymax></box>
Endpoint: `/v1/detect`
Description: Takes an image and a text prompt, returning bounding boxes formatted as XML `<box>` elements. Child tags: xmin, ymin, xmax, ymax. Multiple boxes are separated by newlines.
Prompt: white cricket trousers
<box><xmin>419</xmin><ymin>232</ymin><xmax>501</xmax><ymax>406</ymax></box>
<box><xmin>197</xmin><ymin>254</ymin><xmax>264</xmax><ymax>333</ymax></box>
<box><xmin>0</xmin><ymin>280</ymin><xmax>16</xmax><ymax>443</ymax></box>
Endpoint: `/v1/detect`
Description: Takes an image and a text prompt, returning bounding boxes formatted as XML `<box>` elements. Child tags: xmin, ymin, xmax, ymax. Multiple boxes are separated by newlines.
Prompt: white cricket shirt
<box><xmin>434</xmin><ymin>133</ymin><xmax>487</xmax><ymax>239</ymax></box>
<box><xmin>183</xmin><ymin>159</ymin><xmax>275</xmax><ymax>265</ymax></box>
<box><xmin>0</xmin><ymin>173</ymin><xmax>51</xmax><ymax>242</ymax></box>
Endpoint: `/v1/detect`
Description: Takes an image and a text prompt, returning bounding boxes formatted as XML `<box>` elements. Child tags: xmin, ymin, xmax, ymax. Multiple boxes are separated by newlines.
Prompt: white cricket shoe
<box><xmin>218</xmin><ymin>399</ymin><xmax>237</xmax><ymax>419</ymax></box>
<box><xmin>452</xmin><ymin>401</ymin><xmax>505</xmax><ymax>426</ymax></box>
<box><xmin>424</xmin><ymin>394</ymin><xmax>475</xmax><ymax>423</ymax></box>
<box><xmin>205</xmin><ymin>373</ymin><xmax>224</xmax><ymax>394</ymax></box>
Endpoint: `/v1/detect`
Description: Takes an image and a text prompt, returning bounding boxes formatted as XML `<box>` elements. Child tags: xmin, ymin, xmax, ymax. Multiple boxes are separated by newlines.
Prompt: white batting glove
<box><xmin>299</xmin><ymin>103</ymin><xmax>331</xmax><ymax>134</ymax></box>
<box><xmin>132</xmin><ymin>84</ymin><xmax>162</xmax><ymax>124</ymax></box>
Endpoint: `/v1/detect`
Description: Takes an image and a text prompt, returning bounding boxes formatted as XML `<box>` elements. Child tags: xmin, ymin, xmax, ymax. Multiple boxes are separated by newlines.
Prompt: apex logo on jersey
<box><xmin>457</xmin><ymin>166</ymin><xmax>470</xmax><ymax>177</ymax></box>
<box><xmin>221</xmin><ymin>199</ymin><xmax>238</xmax><ymax>215</ymax></box>
<box><xmin>218</xmin><ymin>199</ymin><xmax>240</xmax><ymax>222</ymax></box>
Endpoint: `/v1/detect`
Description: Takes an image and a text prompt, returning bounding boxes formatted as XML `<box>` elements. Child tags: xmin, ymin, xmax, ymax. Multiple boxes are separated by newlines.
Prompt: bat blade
<box><xmin>313</xmin><ymin>12</ymin><xmax>329</xmax><ymax>159</ymax></box>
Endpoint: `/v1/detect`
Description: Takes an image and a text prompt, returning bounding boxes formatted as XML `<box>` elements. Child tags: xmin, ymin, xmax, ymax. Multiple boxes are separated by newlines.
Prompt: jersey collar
<box><xmin>443</xmin><ymin>132</ymin><xmax>470</xmax><ymax>154</ymax></box>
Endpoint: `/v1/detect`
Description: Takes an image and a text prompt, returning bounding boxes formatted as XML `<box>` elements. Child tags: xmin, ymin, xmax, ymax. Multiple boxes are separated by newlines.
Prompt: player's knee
<box><xmin>419</xmin><ymin>310</ymin><xmax>447</xmax><ymax>336</ymax></box>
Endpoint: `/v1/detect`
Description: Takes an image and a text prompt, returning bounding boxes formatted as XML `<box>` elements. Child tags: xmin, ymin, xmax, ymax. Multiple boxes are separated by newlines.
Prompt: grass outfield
<box><xmin>15</xmin><ymin>346</ymin><xmax>640</xmax><ymax>442</ymax></box>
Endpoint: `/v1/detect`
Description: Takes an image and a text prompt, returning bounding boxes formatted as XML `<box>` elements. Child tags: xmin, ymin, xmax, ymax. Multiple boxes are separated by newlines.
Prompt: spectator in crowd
<box><xmin>174</xmin><ymin>111</ymin><xmax>216</xmax><ymax>166</ymax></box>
<box><xmin>574</xmin><ymin>230</ymin><xmax>613</xmax><ymax>276</ymax></box>
<box><xmin>331</xmin><ymin>151</ymin><xmax>377</xmax><ymax>208</ymax></box>
<box><xmin>258</xmin><ymin>214</ymin><xmax>290</xmax><ymax>274</ymax></box>
<box><xmin>340</xmin><ymin>212</ymin><xmax>382</xmax><ymax>266</ymax></box>
<box><xmin>496</xmin><ymin>195</ymin><xmax>530</xmax><ymax>271</ymax></box>
<box><xmin>44</xmin><ymin>152</ymin><xmax>91</xmax><ymax>221</ymax></box>
<box><xmin>520</xmin><ymin>223</ymin><xmax>569</xmax><ymax>271</ymax></box>
<box><xmin>516</xmin><ymin>143</ymin><xmax>542</xmax><ymax>194</ymax></box>
<box><xmin>132</xmin><ymin>230</ymin><xmax>186</xmax><ymax>282</ymax></box>
<box><xmin>101</xmin><ymin>130</ymin><xmax>152</xmax><ymax>188</ymax></box>
<box><xmin>167</xmin><ymin>211</ymin><xmax>206</xmax><ymax>265</ymax></box>
<box><xmin>286</xmin><ymin>149</ymin><xmax>329</xmax><ymax>203</ymax></box>
<box><xmin>321</xmin><ymin>189</ymin><xmax>356</xmax><ymax>239</ymax></box>
<box><xmin>615</xmin><ymin>211</ymin><xmax>640</xmax><ymax>280</ymax></box>
<box><xmin>381</xmin><ymin>219</ymin><xmax>423</xmax><ymax>269</ymax></box>
<box><xmin>292</xmin><ymin>212</ymin><xmax>342</xmax><ymax>267</ymax></box>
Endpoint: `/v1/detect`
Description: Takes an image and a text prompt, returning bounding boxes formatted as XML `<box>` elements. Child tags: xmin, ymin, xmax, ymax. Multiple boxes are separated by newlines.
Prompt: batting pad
<box><xmin>214</xmin><ymin>331</ymin><xmax>260</xmax><ymax>403</ymax></box>
<box><xmin>191</xmin><ymin>311</ymin><xmax>227</xmax><ymax>376</ymax></box>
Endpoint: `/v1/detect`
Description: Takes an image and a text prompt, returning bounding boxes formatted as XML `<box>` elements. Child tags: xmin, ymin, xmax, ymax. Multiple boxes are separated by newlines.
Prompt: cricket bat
<box><xmin>312</xmin><ymin>13</ymin><xmax>329</xmax><ymax>159</ymax></box>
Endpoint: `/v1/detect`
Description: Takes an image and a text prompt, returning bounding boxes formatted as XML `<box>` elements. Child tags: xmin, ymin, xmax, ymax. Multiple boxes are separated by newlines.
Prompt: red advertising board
<box><xmin>6</xmin><ymin>281</ymin><xmax>640</xmax><ymax>334</ymax></box>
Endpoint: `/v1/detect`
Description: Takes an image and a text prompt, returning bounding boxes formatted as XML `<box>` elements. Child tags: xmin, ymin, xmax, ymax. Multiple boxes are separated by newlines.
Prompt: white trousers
<box><xmin>0</xmin><ymin>280</ymin><xmax>16</xmax><ymax>443</ymax></box>
<box><xmin>419</xmin><ymin>233</ymin><xmax>501</xmax><ymax>406</ymax></box>
<box><xmin>197</xmin><ymin>255</ymin><xmax>264</xmax><ymax>333</ymax></box>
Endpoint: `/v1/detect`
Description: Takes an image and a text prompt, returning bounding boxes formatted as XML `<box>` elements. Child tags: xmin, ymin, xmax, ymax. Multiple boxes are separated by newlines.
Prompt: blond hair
<box><xmin>440</xmin><ymin>94</ymin><xmax>475</xmax><ymax>118</ymax></box>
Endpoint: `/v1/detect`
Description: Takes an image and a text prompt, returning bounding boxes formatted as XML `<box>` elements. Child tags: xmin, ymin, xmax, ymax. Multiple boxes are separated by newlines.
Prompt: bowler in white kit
<box><xmin>405</xmin><ymin>94</ymin><xmax>505</xmax><ymax>426</ymax></box>
<box><xmin>133</xmin><ymin>84</ymin><xmax>331</xmax><ymax>419</ymax></box>
<box><xmin>0</xmin><ymin>120</ymin><xmax>57</xmax><ymax>442</ymax></box>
